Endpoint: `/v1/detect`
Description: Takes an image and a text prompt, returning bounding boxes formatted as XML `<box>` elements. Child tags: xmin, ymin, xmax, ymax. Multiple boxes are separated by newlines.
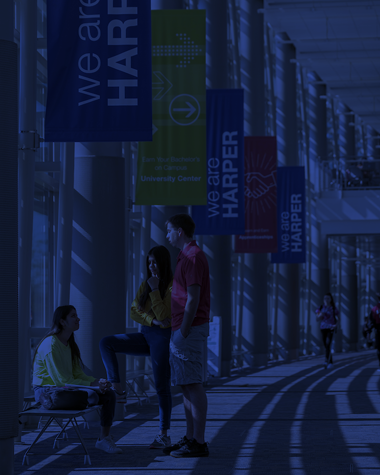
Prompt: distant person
<box><xmin>316</xmin><ymin>293</ymin><xmax>339</xmax><ymax>369</ymax></box>
<box><xmin>368</xmin><ymin>292</ymin><xmax>380</xmax><ymax>371</ymax></box>
<box><xmin>33</xmin><ymin>305</ymin><xmax>122</xmax><ymax>454</ymax></box>
<box><xmin>100</xmin><ymin>246</ymin><xmax>173</xmax><ymax>449</ymax></box>
<box><xmin>164</xmin><ymin>213</ymin><xmax>210</xmax><ymax>458</ymax></box>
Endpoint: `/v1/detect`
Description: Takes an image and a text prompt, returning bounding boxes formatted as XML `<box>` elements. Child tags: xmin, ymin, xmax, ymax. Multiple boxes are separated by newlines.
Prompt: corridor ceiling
<box><xmin>263</xmin><ymin>0</ymin><xmax>380</xmax><ymax>133</ymax></box>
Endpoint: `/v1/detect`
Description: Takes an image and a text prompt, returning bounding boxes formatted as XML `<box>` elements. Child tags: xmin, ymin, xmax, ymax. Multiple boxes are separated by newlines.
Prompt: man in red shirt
<box><xmin>163</xmin><ymin>213</ymin><xmax>210</xmax><ymax>458</ymax></box>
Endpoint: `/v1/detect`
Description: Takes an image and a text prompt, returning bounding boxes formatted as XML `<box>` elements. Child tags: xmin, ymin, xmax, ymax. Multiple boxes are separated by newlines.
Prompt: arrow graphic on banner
<box><xmin>152</xmin><ymin>71</ymin><xmax>173</xmax><ymax>100</ymax></box>
<box><xmin>152</xmin><ymin>124</ymin><xmax>158</xmax><ymax>135</ymax></box>
<box><xmin>173</xmin><ymin>102</ymin><xmax>196</xmax><ymax>118</ymax></box>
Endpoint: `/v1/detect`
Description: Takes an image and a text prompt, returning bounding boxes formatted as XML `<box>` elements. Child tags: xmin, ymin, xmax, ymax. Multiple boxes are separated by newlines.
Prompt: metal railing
<box><xmin>320</xmin><ymin>159</ymin><xmax>380</xmax><ymax>191</ymax></box>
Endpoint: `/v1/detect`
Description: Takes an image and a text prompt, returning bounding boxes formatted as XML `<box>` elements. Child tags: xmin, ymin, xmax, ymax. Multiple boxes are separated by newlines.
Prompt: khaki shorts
<box><xmin>169</xmin><ymin>322</ymin><xmax>209</xmax><ymax>386</ymax></box>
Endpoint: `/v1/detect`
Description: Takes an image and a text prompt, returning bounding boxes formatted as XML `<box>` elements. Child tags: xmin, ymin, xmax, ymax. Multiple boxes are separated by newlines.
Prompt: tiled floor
<box><xmin>14</xmin><ymin>351</ymin><xmax>380</xmax><ymax>474</ymax></box>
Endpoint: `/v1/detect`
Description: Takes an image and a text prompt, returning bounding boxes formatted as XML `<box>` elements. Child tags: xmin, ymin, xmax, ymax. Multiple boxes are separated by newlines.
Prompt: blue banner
<box><xmin>192</xmin><ymin>89</ymin><xmax>244</xmax><ymax>234</ymax></box>
<box><xmin>45</xmin><ymin>0</ymin><xmax>152</xmax><ymax>142</ymax></box>
<box><xmin>271</xmin><ymin>167</ymin><xmax>306</xmax><ymax>263</ymax></box>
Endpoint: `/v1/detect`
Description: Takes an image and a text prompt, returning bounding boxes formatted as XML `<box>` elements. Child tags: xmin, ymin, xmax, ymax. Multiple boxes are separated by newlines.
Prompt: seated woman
<box><xmin>33</xmin><ymin>305</ymin><xmax>122</xmax><ymax>454</ymax></box>
<box><xmin>100</xmin><ymin>245</ymin><xmax>173</xmax><ymax>449</ymax></box>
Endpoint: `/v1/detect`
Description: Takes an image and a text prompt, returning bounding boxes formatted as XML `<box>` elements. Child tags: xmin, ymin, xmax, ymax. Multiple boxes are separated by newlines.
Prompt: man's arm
<box><xmin>181</xmin><ymin>284</ymin><xmax>201</xmax><ymax>337</ymax></box>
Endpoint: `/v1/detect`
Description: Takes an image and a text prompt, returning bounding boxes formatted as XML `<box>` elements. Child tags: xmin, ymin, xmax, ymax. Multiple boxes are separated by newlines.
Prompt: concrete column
<box><xmin>238</xmin><ymin>0</ymin><xmax>269</xmax><ymax>367</ymax></box>
<box><xmin>150</xmin><ymin>0</ymin><xmax>186</xmax><ymax>269</ymax></box>
<box><xmin>71</xmin><ymin>143</ymin><xmax>127</xmax><ymax>410</ymax></box>
<box><xmin>0</xmin><ymin>0</ymin><xmax>18</xmax><ymax>471</ymax></box>
<box><xmin>18</xmin><ymin>0</ymin><xmax>37</xmax><ymax>425</ymax></box>
<box><xmin>140</xmin><ymin>206</ymin><xmax>152</xmax><ymax>282</ymax></box>
<box><xmin>369</xmin><ymin>256</ymin><xmax>380</xmax><ymax>308</ymax></box>
<box><xmin>338</xmin><ymin>104</ymin><xmax>356</xmax><ymax>161</ymax></box>
<box><xmin>56</xmin><ymin>143</ymin><xmax>75</xmax><ymax>306</ymax></box>
<box><xmin>195</xmin><ymin>0</ymin><xmax>232</xmax><ymax>375</ymax></box>
<box><xmin>307</xmin><ymin>72</ymin><xmax>328</xmax><ymax>355</ymax></box>
<box><xmin>275</xmin><ymin>33</ymin><xmax>300</xmax><ymax>360</ymax></box>
<box><xmin>151</xmin><ymin>206</ymin><xmax>184</xmax><ymax>274</ymax></box>
<box><xmin>339</xmin><ymin>236</ymin><xmax>359</xmax><ymax>351</ymax></box>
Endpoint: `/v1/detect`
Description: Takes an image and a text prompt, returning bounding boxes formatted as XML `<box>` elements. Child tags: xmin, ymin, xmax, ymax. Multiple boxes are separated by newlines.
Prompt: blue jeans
<box><xmin>99</xmin><ymin>326</ymin><xmax>172</xmax><ymax>431</ymax></box>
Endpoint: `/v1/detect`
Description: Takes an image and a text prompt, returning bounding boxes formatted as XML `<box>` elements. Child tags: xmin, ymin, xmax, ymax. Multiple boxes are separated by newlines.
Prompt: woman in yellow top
<box><xmin>100</xmin><ymin>245</ymin><xmax>173</xmax><ymax>449</ymax></box>
<box><xmin>33</xmin><ymin>305</ymin><xmax>122</xmax><ymax>454</ymax></box>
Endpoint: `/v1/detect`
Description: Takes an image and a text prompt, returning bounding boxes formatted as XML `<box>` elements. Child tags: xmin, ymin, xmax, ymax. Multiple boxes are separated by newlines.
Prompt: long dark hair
<box><xmin>320</xmin><ymin>292</ymin><xmax>336</xmax><ymax>311</ymax></box>
<box><xmin>32</xmin><ymin>305</ymin><xmax>83</xmax><ymax>368</ymax></box>
<box><xmin>138</xmin><ymin>246</ymin><xmax>173</xmax><ymax>310</ymax></box>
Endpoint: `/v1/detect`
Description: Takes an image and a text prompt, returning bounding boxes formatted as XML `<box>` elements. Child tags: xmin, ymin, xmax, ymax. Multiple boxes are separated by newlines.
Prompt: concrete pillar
<box><xmin>195</xmin><ymin>0</ymin><xmax>231</xmax><ymax>375</ymax></box>
<box><xmin>369</xmin><ymin>256</ymin><xmax>380</xmax><ymax>309</ymax></box>
<box><xmin>338</xmin><ymin>104</ymin><xmax>356</xmax><ymax>161</ymax></box>
<box><xmin>307</xmin><ymin>72</ymin><xmax>328</xmax><ymax>355</ymax></box>
<box><xmin>275</xmin><ymin>33</ymin><xmax>300</xmax><ymax>360</ymax></box>
<box><xmin>18</xmin><ymin>0</ymin><xmax>37</xmax><ymax>428</ymax></box>
<box><xmin>148</xmin><ymin>0</ymin><xmax>187</xmax><ymax>262</ymax></box>
<box><xmin>239</xmin><ymin>0</ymin><xmax>269</xmax><ymax>367</ymax></box>
<box><xmin>56</xmin><ymin>143</ymin><xmax>75</xmax><ymax>306</ymax></box>
<box><xmin>339</xmin><ymin>236</ymin><xmax>358</xmax><ymax>351</ymax></box>
<box><xmin>0</xmin><ymin>0</ymin><xmax>18</xmax><ymax>471</ymax></box>
<box><xmin>71</xmin><ymin>143</ymin><xmax>127</xmax><ymax>409</ymax></box>
<box><xmin>140</xmin><ymin>206</ymin><xmax>152</xmax><ymax>282</ymax></box>
<box><xmin>150</xmin><ymin>0</ymin><xmax>187</xmax><ymax>265</ymax></box>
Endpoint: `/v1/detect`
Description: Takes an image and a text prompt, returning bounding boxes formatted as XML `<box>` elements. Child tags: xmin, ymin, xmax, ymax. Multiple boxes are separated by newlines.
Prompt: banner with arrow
<box><xmin>135</xmin><ymin>10</ymin><xmax>207</xmax><ymax>205</ymax></box>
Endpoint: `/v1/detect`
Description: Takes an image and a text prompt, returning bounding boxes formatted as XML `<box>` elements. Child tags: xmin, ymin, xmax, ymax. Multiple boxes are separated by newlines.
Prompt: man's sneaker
<box><xmin>162</xmin><ymin>435</ymin><xmax>189</xmax><ymax>455</ymax></box>
<box><xmin>327</xmin><ymin>363</ymin><xmax>333</xmax><ymax>369</ymax></box>
<box><xmin>170</xmin><ymin>438</ymin><xmax>209</xmax><ymax>458</ymax></box>
<box><xmin>150</xmin><ymin>434</ymin><xmax>171</xmax><ymax>449</ymax></box>
<box><xmin>95</xmin><ymin>435</ymin><xmax>122</xmax><ymax>454</ymax></box>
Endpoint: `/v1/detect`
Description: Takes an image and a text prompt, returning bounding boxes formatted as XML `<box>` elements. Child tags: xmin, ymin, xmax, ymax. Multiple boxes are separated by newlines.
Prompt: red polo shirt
<box><xmin>171</xmin><ymin>240</ymin><xmax>210</xmax><ymax>331</ymax></box>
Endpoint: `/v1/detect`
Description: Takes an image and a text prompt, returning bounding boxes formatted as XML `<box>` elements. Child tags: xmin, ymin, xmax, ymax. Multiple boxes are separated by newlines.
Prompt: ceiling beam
<box><xmin>265</xmin><ymin>0</ymin><xmax>380</xmax><ymax>10</ymax></box>
<box><xmin>276</xmin><ymin>36</ymin><xmax>380</xmax><ymax>44</ymax></box>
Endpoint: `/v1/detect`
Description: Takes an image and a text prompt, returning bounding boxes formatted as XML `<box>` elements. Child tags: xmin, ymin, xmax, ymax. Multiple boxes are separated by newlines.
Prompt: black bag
<box><xmin>39</xmin><ymin>387</ymin><xmax>88</xmax><ymax>410</ymax></box>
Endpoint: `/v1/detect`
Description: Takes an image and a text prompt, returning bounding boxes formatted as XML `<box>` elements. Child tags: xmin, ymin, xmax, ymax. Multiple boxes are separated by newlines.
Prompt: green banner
<box><xmin>135</xmin><ymin>10</ymin><xmax>207</xmax><ymax>205</ymax></box>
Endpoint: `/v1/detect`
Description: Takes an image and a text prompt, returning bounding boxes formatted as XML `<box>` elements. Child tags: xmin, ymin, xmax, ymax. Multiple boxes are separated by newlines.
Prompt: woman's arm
<box><xmin>150</xmin><ymin>282</ymin><xmax>172</xmax><ymax>322</ymax></box>
<box><xmin>130</xmin><ymin>281</ymin><xmax>155</xmax><ymax>326</ymax></box>
<box><xmin>72</xmin><ymin>361</ymin><xmax>97</xmax><ymax>384</ymax></box>
<box><xmin>44</xmin><ymin>352</ymin><xmax>96</xmax><ymax>386</ymax></box>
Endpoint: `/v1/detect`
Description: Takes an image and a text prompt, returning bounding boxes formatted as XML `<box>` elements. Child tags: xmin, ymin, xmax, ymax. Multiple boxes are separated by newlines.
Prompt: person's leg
<box><xmin>97</xmin><ymin>389</ymin><xmax>116</xmax><ymax>439</ymax></box>
<box><xmin>144</xmin><ymin>327</ymin><xmax>172</xmax><ymax>436</ymax></box>
<box><xmin>99</xmin><ymin>332</ymin><xmax>150</xmax><ymax>393</ymax></box>
<box><xmin>321</xmin><ymin>330</ymin><xmax>328</xmax><ymax>362</ymax></box>
<box><xmin>182</xmin><ymin>385</ymin><xmax>194</xmax><ymax>440</ymax></box>
<box><xmin>325</xmin><ymin>331</ymin><xmax>333</xmax><ymax>363</ymax></box>
<box><xmin>182</xmin><ymin>383</ymin><xmax>207</xmax><ymax>444</ymax></box>
<box><xmin>95</xmin><ymin>389</ymin><xmax>123</xmax><ymax>454</ymax></box>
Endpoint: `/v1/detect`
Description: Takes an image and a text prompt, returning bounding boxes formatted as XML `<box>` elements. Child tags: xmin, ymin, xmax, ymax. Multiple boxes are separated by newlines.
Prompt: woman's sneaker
<box><xmin>170</xmin><ymin>438</ymin><xmax>209</xmax><ymax>458</ymax></box>
<box><xmin>162</xmin><ymin>435</ymin><xmax>189</xmax><ymax>455</ymax></box>
<box><xmin>95</xmin><ymin>435</ymin><xmax>122</xmax><ymax>454</ymax></box>
<box><xmin>150</xmin><ymin>434</ymin><xmax>171</xmax><ymax>449</ymax></box>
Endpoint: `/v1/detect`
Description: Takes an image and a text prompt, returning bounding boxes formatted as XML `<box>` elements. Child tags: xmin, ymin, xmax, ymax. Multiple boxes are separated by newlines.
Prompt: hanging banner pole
<box><xmin>192</xmin><ymin>89</ymin><xmax>245</xmax><ymax>235</ymax></box>
<box><xmin>135</xmin><ymin>10</ymin><xmax>207</xmax><ymax>205</ymax></box>
<box><xmin>45</xmin><ymin>0</ymin><xmax>152</xmax><ymax>142</ymax></box>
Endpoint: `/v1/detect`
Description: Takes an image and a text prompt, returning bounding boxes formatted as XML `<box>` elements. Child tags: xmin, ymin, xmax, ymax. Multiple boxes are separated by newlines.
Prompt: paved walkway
<box><xmin>14</xmin><ymin>351</ymin><xmax>380</xmax><ymax>475</ymax></box>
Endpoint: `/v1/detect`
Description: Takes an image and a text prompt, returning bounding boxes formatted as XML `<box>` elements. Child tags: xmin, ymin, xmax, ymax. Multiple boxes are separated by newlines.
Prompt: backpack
<box><xmin>38</xmin><ymin>387</ymin><xmax>88</xmax><ymax>410</ymax></box>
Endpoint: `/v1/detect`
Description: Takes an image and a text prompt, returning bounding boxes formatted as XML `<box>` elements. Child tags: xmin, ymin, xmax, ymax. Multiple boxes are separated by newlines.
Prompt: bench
<box><xmin>18</xmin><ymin>405</ymin><xmax>101</xmax><ymax>466</ymax></box>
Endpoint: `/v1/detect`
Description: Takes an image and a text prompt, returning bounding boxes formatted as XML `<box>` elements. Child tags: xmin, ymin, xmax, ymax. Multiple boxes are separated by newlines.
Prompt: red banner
<box><xmin>235</xmin><ymin>136</ymin><xmax>278</xmax><ymax>253</ymax></box>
